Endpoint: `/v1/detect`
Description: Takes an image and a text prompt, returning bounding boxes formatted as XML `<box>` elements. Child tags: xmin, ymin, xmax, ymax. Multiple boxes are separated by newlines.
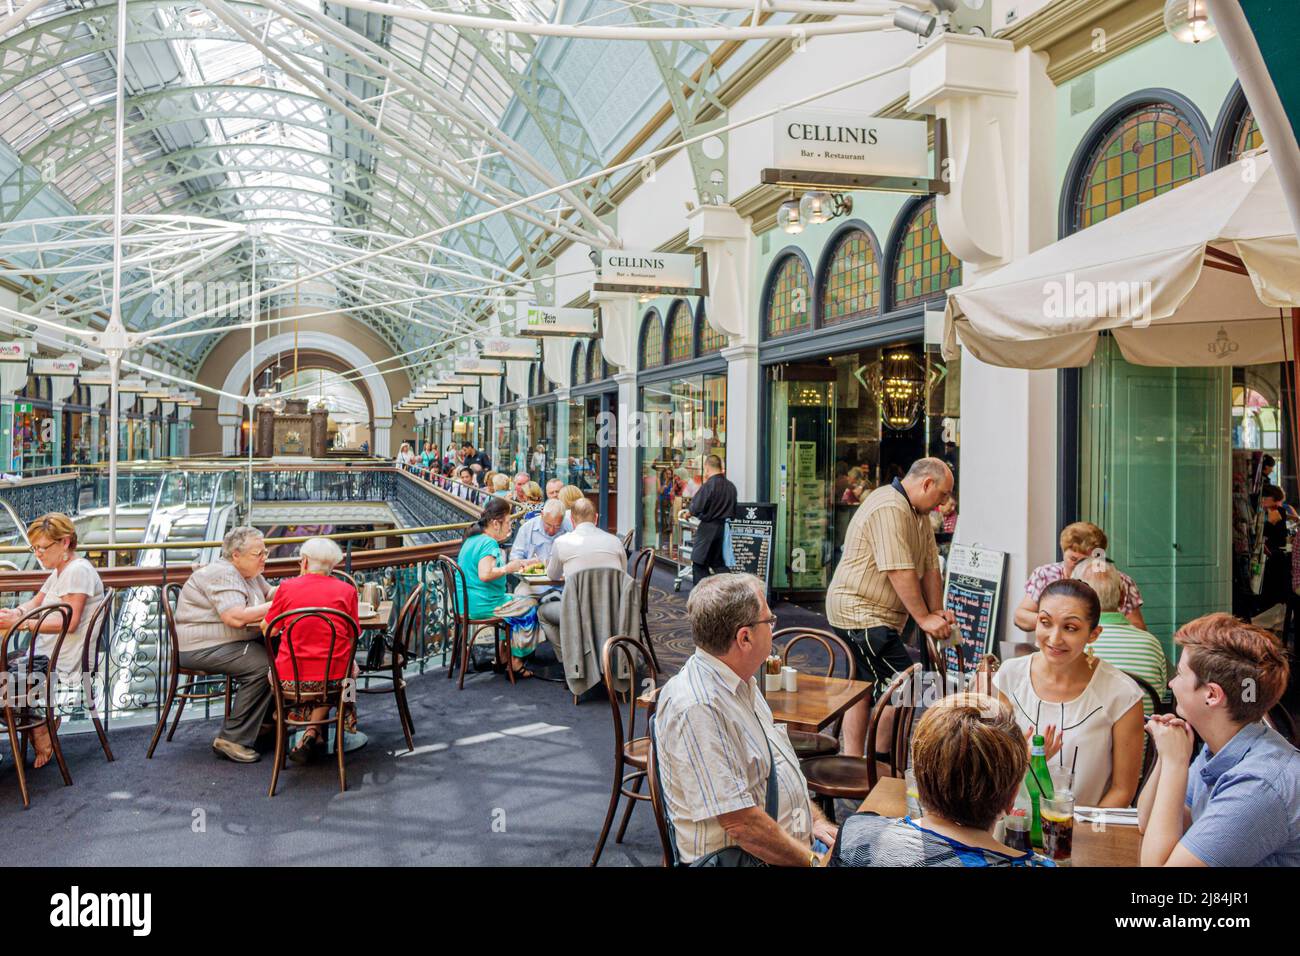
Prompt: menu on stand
<box><xmin>941</xmin><ymin>545</ymin><xmax>1006</xmax><ymax>677</ymax></box>
<box><xmin>726</xmin><ymin>503</ymin><xmax>775</xmax><ymax>592</ymax></box>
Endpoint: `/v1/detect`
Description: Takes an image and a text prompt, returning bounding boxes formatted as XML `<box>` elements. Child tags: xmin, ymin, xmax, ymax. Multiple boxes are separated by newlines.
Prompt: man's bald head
<box><xmin>901</xmin><ymin>457</ymin><xmax>954</xmax><ymax>513</ymax></box>
<box><xmin>571</xmin><ymin>497</ymin><xmax>598</xmax><ymax>526</ymax></box>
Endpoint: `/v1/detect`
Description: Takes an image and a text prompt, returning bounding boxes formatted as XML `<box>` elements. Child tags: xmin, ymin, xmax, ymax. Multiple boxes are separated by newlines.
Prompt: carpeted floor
<box><xmin>0</xmin><ymin>566</ymin><xmax>836</xmax><ymax>867</ymax></box>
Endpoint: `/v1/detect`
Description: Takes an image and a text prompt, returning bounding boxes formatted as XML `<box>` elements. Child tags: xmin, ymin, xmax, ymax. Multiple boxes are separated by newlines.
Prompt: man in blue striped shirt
<box><xmin>1137</xmin><ymin>613</ymin><xmax>1298</xmax><ymax>866</ymax></box>
<box><xmin>655</xmin><ymin>573</ymin><xmax>839</xmax><ymax>865</ymax></box>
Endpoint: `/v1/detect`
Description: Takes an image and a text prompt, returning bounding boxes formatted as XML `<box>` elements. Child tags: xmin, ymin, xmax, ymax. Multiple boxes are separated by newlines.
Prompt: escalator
<box><xmin>107</xmin><ymin>470</ymin><xmax>242</xmax><ymax>719</ymax></box>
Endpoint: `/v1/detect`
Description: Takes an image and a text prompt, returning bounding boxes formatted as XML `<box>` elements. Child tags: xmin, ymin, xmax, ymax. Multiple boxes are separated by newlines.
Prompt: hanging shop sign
<box><xmin>78</xmin><ymin>369</ymin><xmax>112</xmax><ymax>386</ymax></box>
<box><xmin>0</xmin><ymin>340</ymin><xmax>35</xmax><ymax>362</ymax></box>
<box><xmin>592</xmin><ymin>250</ymin><xmax>707</xmax><ymax>297</ymax></box>
<box><xmin>32</xmin><ymin>357</ymin><xmax>80</xmax><ymax>376</ymax></box>
<box><xmin>440</xmin><ymin>375</ymin><xmax>479</xmax><ymax>387</ymax></box>
<box><xmin>457</xmin><ymin>359</ymin><xmax>504</xmax><ymax>377</ymax></box>
<box><xmin>518</xmin><ymin>305</ymin><xmax>596</xmax><ymax>338</ymax></box>
<box><xmin>762</xmin><ymin>114</ymin><xmax>949</xmax><ymax>195</ymax></box>
<box><xmin>480</xmin><ymin>336</ymin><xmax>539</xmax><ymax>360</ymax></box>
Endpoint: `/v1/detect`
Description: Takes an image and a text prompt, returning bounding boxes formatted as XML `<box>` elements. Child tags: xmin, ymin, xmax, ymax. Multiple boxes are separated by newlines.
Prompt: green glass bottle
<box><xmin>1026</xmin><ymin>734</ymin><xmax>1055</xmax><ymax>849</ymax></box>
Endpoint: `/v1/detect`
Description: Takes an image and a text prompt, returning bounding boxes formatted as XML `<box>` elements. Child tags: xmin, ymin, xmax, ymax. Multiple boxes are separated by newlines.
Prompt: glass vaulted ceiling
<box><xmin>0</xmin><ymin>0</ymin><xmax>754</xmax><ymax>377</ymax></box>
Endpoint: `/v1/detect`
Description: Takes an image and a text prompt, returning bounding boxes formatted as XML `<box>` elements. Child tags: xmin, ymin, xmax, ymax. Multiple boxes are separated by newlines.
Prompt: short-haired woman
<box><xmin>264</xmin><ymin>536</ymin><xmax>359</xmax><ymax>763</ymax></box>
<box><xmin>1014</xmin><ymin>521</ymin><xmax>1146</xmax><ymax>631</ymax></box>
<box><xmin>456</xmin><ymin>497</ymin><xmax>530</xmax><ymax>677</ymax></box>
<box><xmin>0</xmin><ymin>513</ymin><xmax>104</xmax><ymax>768</ymax></box>
<box><xmin>831</xmin><ymin>693</ymin><xmax>1052</xmax><ymax>866</ymax></box>
<box><xmin>995</xmin><ymin>578</ymin><xmax>1145</xmax><ymax>808</ymax></box>
<box><xmin>174</xmin><ymin>526</ymin><xmax>276</xmax><ymax>764</ymax></box>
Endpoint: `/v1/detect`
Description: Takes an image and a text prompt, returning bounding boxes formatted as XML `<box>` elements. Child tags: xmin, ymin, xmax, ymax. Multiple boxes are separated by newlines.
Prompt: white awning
<box><xmin>944</xmin><ymin>151</ymin><xmax>1300</xmax><ymax>369</ymax></box>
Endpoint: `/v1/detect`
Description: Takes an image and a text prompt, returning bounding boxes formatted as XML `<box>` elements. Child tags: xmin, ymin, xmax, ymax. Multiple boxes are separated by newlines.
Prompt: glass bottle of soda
<box><xmin>1026</xmin><ymin>734</ymin><xmax>1055</xmax><ymax>848</ymax></box>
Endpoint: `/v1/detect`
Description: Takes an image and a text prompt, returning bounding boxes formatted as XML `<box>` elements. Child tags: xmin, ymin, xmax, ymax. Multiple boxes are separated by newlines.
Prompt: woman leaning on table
<box><xmin>994</xmin><ymin>577</ymin><xmax>1146</xmax><ymax>808</ymax></box>
<box><xmin>0</xmin><ymin>513</ymin><xmax>105</xmax><ymax>768</ymax></box>
<box><xmin>455</xmin><ymin>496</ymin><xmax>531</xmax><ymax>678</ymax></box>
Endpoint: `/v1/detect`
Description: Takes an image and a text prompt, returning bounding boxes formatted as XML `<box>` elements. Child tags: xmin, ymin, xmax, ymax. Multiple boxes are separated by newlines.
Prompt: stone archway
<box><xmin>216</xmin><ymin>331</ymin><xmax>394</xmax><ymax>456</ymax></box>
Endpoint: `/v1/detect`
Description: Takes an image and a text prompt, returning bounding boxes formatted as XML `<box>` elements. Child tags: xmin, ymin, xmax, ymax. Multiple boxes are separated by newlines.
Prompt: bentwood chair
<box><xmin>774</xmin><ymin>627</ymin><xmax>856</xmax><ymax>759</ymax></box>
<box><xmin>330</xmin><ymin>569</ymin><xmax>359</xmax><ymax>591</ymax></box>
<box><xmin>591</xmin><ymin>634</ymin><xmax>672</xmax><ymax>866</ymax></box>
<box><xmin>264</xmin><ymin>607</ymin><xmax>360</xmax><ymax>795</ymax></box>
<box><xmin>435</xmin><ymin>556</ymin><xmax>508</xmax><ymax>690</ymax></box>
<box><xmin>80</xmin><ymin>586</ymin><xmax>117</xmax><ymax>762</ymax></box>
<box><xmin>355</xmin><ymin>589</ymin><xmax>418</xmax><ymax>752</ymax></box>
<box><xmin>967</xmin><ymin>653</ymin><xmax>1000</xmax><ymax>697</ymax></box>
<box><xmin>620</xmin><ymin>529</ymin><xmax>635</xmax><ymax>556</ymax></box>
<box><xmin>628</xmin><ymin>548</ymin><xmax>661</xmax><ymax>673</ymax></box>
<box><xmin>924</xmin><ymin>634</ymin><xmax>965</xmax><ymax>697</ymax></box>
<box><xmin>147</xmin><ymin>584</ymin><xmax>233</xmax><ymax>759</ymax></box>
<box><xmin>799</xmin><ymin>663</ymin><xmax>924</xmax><ymax>821</ymax></box>
<box><xmin>644</xmin><ymin>712</ymin><xmax>676</xmax><ymax>867</ymax></box>
<box><xmin>1</xmin><ymin>603</ymin><xmax>74</xmax><ymax>807</ymax></box>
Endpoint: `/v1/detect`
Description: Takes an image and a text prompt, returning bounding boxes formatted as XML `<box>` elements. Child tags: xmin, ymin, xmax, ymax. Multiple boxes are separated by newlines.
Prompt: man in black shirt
<box><xmin>462</xmin><ymin>442</ymin><xmax>491</xmax><ymax>480</ymax></box>
<box><xmin>683</xmin><ymin>454</ymin><xmax>738</xmax><ymax>586</ymax></box>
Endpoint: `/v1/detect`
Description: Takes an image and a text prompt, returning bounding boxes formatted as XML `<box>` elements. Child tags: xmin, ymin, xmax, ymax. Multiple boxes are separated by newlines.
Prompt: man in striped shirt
<box><xmin>654</xmin><ymin>573</ymin><xmax>839</xmax><ymax>865</ymax></box>
<box><xmin>1077</xmin><ymin>560</ymin><xmax>1168</xmax><ymax>716</ymax></box>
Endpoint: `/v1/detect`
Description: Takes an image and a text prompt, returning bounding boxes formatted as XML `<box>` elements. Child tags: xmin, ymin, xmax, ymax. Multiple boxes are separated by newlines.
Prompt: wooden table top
<box><xmin>765</xmin><ymin>673</ymin><xmax>873</xmax><ymax>733</ymax></box>
<box><xmin>857</xmin><ymin>777</ymin><xmax>1141</xmax><ymax>867</ymax></box>
<box><xmin>358</xmin><ymin>600</ymin><xmax>392</xmax><ymax>630</ymax></box>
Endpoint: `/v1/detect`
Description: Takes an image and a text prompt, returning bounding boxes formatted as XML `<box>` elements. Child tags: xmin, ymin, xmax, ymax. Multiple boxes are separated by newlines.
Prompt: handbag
<box><xmin>650</xmin><ymin>712</ymin><xmax>779</xmax><ymax>868</ymax></box>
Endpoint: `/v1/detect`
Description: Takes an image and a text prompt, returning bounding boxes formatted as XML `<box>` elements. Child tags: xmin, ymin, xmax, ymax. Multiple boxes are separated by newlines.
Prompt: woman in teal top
<box><xmin>456</xmin><ymin>495</ymin><xmax>527</xmax><ymax>617</ymax></box>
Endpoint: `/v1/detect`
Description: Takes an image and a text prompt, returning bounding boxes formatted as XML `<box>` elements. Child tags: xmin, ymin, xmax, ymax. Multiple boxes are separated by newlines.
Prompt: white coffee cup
<box><xmin>781</xmin><ymin>666</ymin><xmax>798</xmax><ymax>692</ymax></box>
<box><xmin>358</xmin><ymin>601</ymin><xmax>374</xmax><ymax>617</ymax></box>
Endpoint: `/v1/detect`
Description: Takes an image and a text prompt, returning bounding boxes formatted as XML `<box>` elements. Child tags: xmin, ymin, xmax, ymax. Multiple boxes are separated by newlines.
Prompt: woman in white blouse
<box><xmin>0</xmin><ymin>513</ymin><xmax>104</xmax><ymax>768</ymax></box>
<box><xmin>994</xmin><ymin>577</ymin><xmax>1145</xmax><ymax>807</ymax></box>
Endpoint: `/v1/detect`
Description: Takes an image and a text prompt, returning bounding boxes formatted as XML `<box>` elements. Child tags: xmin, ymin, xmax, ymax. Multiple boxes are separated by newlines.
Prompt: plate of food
<box><xmin>520</xmin><ymin>562</ymin><xmax>550</xmax><ymax>582</ymax></box>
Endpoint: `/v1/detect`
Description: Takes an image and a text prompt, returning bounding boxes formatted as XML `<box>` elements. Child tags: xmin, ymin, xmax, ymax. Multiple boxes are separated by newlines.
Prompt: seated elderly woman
<box><xmin>264</xmin><ymin>537</ymin><xmax>359</xmax><ymax>763</ymax></box>
<box><xmin>0</xmin><ymin>513</ymin><xmax>105</xmax><ymax>768</ymax></box>
<box><xmin>456</xmin><ymin>496</ymin><xmax>529</xmax><ymax>677</ymax></box>
<box><xmin>831</xmin><ymin>693</ymin><xmax>1052</xmax><ymax>867</ymax></box>
<box><xmin>174</xmin><ymin>526</ymin><xmax>276</xmax><ymax>764</ymax></box>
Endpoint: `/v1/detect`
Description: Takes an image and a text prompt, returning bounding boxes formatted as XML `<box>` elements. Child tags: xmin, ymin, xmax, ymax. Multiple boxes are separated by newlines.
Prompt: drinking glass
<box><xmin>1003</xmin><ymin>812</ymin><xmax>1032</xmax><ymax>854</ymax></box>
<box><xmin>1041</xmin><ymin>791</ymin><xmax>1075</xmax><ymax>866</ymax></box>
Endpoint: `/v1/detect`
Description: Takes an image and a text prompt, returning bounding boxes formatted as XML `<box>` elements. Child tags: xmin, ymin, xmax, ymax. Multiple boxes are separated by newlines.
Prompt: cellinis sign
<box><xmin>596</xmin><ymin>250</ymin><xmax>695</xmax><ymax>290</ymax></box>
<box><xmin>773</xmin><ymin>109</ymin><xmax>929</xmax><ymax>178</ymax></box>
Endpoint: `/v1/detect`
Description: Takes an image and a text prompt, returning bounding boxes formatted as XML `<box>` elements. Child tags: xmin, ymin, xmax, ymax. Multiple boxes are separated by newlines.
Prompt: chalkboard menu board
<box><xmin>942</xmin><ymin>545</ymin><xmax>1007</xmax><ymax>676</ymax></box>
<box><xmin>726</xmin><ymin>502</ymin><xmax>775</xmax><ymax>589</ymax></box>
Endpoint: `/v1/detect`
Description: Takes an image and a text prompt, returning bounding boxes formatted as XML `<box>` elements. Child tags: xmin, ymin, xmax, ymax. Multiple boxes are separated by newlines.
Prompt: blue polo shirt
<box><xmin>1182</xmin><ymin>721</ymin><xmax>1300</xmax><ymax>867</ymax></box>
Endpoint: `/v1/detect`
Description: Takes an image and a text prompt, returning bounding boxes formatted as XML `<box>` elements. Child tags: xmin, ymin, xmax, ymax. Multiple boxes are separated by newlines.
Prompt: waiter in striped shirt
<box><xmin>826</xmin><ymin>457</ymin><xmax>956</xmax><ymax>758</ymax></box>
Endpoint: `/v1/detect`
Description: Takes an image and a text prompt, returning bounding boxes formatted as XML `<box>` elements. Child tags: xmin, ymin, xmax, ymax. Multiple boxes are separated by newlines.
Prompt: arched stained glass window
<box><xmin>572</xmin><ymin>342</ymin><xmax>587</xmax><ymax>386</ymax></box>
<box><xmin>1073</xmin><ymin>103</ymin><xmax>1205</xmax><ymax>231</ymax></box>
<box><xmin>698</xmin><ymin>307</ymin><xmax>726</xmax><ymax>355</ymax></box>
<box><xmin>640</xmin><ymin>312</ymin><xmax>663</xmax><ymax>370</ymax></box>
<box><xmin>764</xmin><ymin>254</ymin><xmax>812</xmax><ymax>338</ymax></box>
<box><xmin>822</xmin><ymin>228</ymin><xmax>880</xmax><ymax>325</ymax></box>
<box><xmin>892</xmin><ymin>199</ymin><xmax>961</xmax><ymax>309</ymax></box>
<box><xmin>666</xmin><ymin>301</ymin><xmax>694</xmax><ymax>364</ymax></box>
<box><xmin>588</xmin><ymin>339</ymin><xmax>605</xmax><ymax>380</ymax></box>
<box><xmin>1230</xmin><ymin>109</ymin><xmax>1263</xmax><ymax>160</ymax></box>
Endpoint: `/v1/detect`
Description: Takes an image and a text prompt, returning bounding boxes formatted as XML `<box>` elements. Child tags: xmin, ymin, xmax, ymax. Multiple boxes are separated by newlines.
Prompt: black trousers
<box><xmin>691</xmin><ymin>529</ymin><xmax>729</xmax><ymax>585</ymax></box>
<box><xmin>831</xmin><ymin>625</ymin><xmax>913</xmax><ymax>701</ymax></box>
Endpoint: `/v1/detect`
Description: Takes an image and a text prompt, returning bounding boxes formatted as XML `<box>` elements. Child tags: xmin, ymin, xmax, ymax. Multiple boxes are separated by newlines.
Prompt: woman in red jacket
<box><xmin>265</xmin><ymin>536</ymin><xmax>359</xmax><ymax>762</ymax></box>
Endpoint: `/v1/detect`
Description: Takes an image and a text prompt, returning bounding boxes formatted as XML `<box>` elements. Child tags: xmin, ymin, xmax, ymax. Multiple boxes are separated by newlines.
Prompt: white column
<box><xmin>554</xmin><ymin>386</ymin><xmax>570</xmax><ymax>483</ymax></box>
<box><xmin>721</xmin><ymin>343</ymin><xmax>759</xmax><ymax>500</ymax></box>
<box><xmin>614</xmin><ymin>370</ymin><xmax>637</xmax><ymax>541</ymax></box>
<box><xmin>219</xmin><ymin>413</ymin><xmax>241</xmax><ymax>455</ymax></box>
<box><xmin>907</xmin><ymin>35</ymin><xmax>1059</xmax><ymax>637</ymax></box>
<box><xmin>372</xmin><ymin>417</ymin><xmax>392</xmax><ymax>457</ymax></box>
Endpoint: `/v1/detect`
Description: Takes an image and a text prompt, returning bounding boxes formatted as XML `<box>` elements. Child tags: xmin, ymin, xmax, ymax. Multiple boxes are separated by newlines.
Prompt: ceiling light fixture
<box><xmin>892</xmin><ymin>4</ymin><xmax>938</xmax><ymax>37</ymax></box>
<box><xmin>1164</xmin><ymin>0</ymin><xmax>1216</xmax><ymax>44</ymax></box>
<box><xmin>777</xmin><ymin>199</ymin><xmax>804</xmax><ymax>235</ymax></box>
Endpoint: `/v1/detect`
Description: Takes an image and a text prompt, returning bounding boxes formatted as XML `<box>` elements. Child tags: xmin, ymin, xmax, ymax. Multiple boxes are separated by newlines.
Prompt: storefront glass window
<box><xmin>527</xmin><ymin>402</ymin><xmax>556</xmax><ymax>484</ymax></box>
<box><xmin>588</xmin><ymin>339</ymin><xmax>605</xmax><ymax>380</ymax></box>
<box><xmin>1073</xmin><ymin>103</ymin><xmax>1205</xmax><ymax>231</ymax></box>
<box><xmin>666</xmin><ymin>302</ymin><xmax>693</xmax><ymax>363</ymax></box>
<box><xmin>822</xmin><ymin>228</ymin><xmax>881</xmax><ymax>325</ymax></box>
<box><xmin>640</xmin><ymin>313</ymin><xmax>663</xmax><ymax>370</ymax></box>
<box><xmin>764</xmin><ymin>254</ymin><xmax>812</xmax><ymax>338</ymax></box>
<box><xmin>892</xmin><ymin>199</ymin><xmax>962</xmax><ymax>309</ymax></box>
<box><xmin>572</xmin><ymin>343</ymin><xmax>588</xmax><ymax>386</ymax></box>
<box><xmin>638</xmin><ymin>372</ymin><xmax>727</xmax><ymax>561</ymax></box>
<box><xmin>768</xmin><ymin>343</ymin><xmax>959</xmax><ymax>591</ymax></box>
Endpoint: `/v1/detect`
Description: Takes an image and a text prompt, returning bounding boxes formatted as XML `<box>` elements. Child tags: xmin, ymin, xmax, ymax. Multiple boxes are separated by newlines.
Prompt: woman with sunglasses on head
<box><xmin>0</xmin><ymin>513</ymin><xmax>104</xmax><ymax>768</ymax></box>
